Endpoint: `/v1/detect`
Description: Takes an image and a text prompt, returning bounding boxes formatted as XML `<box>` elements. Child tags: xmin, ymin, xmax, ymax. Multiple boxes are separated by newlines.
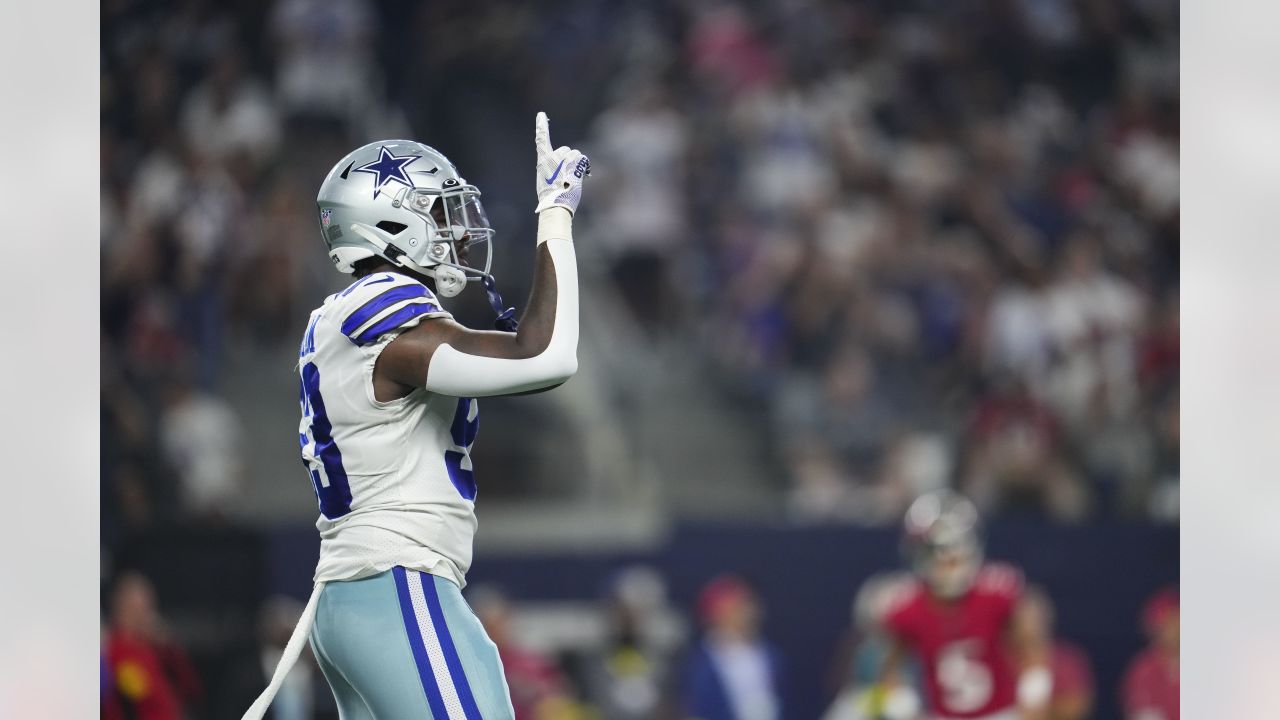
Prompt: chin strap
<box><xmin>482</xmin><ymin>273</ymin><xmax>519</xmax><ymax>332</ymax></box>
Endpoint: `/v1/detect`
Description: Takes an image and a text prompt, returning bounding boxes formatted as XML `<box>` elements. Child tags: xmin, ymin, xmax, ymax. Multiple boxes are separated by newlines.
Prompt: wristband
<box><xmin>537</xmin><ymin>207</ymin><xmax>572</xmax><ymax>246</ymax></box>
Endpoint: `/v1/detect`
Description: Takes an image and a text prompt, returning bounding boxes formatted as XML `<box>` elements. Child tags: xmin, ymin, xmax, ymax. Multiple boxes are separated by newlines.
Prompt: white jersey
<box><xmin>297</xmin><ymin>271</ymin><xmax>480</xmax><ymax>588</ymax></box>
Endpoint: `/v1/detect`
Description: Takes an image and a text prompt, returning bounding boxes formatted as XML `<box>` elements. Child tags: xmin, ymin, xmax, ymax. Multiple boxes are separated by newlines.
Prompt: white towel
<box><xmin>241</xmin><ymin>582</ymin><xmax>325</xmax><ymax>720</ymax></box>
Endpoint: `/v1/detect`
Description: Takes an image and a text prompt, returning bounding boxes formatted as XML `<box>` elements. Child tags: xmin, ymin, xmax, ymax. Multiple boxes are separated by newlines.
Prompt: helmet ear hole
<box><xmin>375</xmin><ymin>220</ymin><xmax>408</xmax><ymax>235</ymax></box>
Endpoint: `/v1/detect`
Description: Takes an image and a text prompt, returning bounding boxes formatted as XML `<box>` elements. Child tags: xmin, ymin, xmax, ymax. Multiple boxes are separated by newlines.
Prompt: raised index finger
<box><xmin>535</xmin><ymin>111</ymin><xmax>553</xmax><ymax>157</ymax></box>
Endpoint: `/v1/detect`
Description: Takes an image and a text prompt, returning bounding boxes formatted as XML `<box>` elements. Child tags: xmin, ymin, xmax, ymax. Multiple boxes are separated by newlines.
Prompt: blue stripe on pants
<box><xmin>420</xmin><ymin>572</ymin><xmax>485</xmax><ymax>720</ymax></box>
<box><xmin>393</xmin><ymin>567</ymin><xmax>451</xmax><ymax>719</ymax></box>
<box><xmin>310</xmin><ymin>568</ymin><xmax>515</xmax><ymax>719</ymax></box>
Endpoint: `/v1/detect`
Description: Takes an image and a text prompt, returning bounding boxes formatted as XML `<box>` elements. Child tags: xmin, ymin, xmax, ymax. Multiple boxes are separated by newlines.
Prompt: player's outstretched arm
<box><xmin>375</xmin><ymin>214</ymin><xmax>577</xmax><ymax>398</ymax></box>
<box><xmin>1010</xmin><ymin>596</ymin><xmax>1053</xmax><ymax>720</ymax></box>
<box><xmin>860</xmin><ymin>637</ymin><xmax>908</xmax><ymax>720</ymax></box>
<box><xmin>373</xmin><ymin>112</ymin><xmax>588</xmax><ymax>399</ymax></box>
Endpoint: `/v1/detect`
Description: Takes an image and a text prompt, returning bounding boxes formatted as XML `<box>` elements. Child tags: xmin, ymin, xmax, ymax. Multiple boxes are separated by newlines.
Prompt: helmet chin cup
<box><xmin>430</xmin><ymin>265</ymin><xmax>467</xmax><ymax>297</ymax></box>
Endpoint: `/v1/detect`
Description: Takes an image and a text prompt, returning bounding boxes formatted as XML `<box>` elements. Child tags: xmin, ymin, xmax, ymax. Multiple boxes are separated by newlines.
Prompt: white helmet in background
<box><xmin>902</xmin><ymin>490</ymin><xmax>985</xmax><ymax>599</ymax></box>
<box><xmin>316</xmin><ymin>140</ymin><xmax>493</xmax><ymax>298</ymax></box>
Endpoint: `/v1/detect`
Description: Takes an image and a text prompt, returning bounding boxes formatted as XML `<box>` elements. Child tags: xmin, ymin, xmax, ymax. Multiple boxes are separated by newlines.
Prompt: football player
<box><xmin>243</xmin><ymin>112</ymin><xmax>589</xmax><ymax>719</ymax></box>
<box><xmin>869</xmin><ymin>491</ymin><xmax>1052</xmax><ymax>720</ymax></box>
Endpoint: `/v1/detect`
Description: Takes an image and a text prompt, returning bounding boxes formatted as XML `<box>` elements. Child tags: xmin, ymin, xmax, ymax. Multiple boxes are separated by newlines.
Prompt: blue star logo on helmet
<box><xmin>352</xmin><ymin>146</ymin><xmax>422</xmax><ymax>198</ymax></box>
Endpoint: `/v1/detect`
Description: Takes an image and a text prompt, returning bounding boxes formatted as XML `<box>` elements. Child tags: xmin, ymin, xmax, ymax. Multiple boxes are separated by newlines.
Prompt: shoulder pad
<box><xmin>881</xmin><ymin>576</ymin><xmax>925</xmax><ymax>619</ymax></box>
<box><xmin>332</xmin><ymin>272</ymin><xmax>452</xmax><ymax>347</ymax></box>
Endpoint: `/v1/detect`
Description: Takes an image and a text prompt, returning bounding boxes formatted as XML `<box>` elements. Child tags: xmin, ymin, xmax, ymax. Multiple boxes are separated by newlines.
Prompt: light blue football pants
<box><xmin>309</xmin><ymin>567</ymin><xmax>515</xmax><ymax>719</ymax></box>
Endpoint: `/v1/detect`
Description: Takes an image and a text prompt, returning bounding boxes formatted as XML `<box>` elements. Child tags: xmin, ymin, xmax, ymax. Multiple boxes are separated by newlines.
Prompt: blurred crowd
<box><xmin>590</xmin><ymin>0</ymin><xmax>1179</xmax><ymax>524</ymax></box>
<box><xmin>102</xmin><ymin>565</ymin><xmax>1178</xmax><ymax>720</ymax></box>
<box><xmin>587</xmin><ymin>0</ymin><xmax>1178</xmax><ymax>525</ymax></box>
<box><xmin>101</xmin><ymin>0</ymin><xmax>1178</xmax><ymax>539</ymax></box>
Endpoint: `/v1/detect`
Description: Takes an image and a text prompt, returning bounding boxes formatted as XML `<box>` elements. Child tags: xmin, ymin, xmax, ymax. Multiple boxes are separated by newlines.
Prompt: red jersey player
<box><xmin>873</xmin><ymin>491</ymin><xmax>1051</xmax><ymax>720</ymax></box>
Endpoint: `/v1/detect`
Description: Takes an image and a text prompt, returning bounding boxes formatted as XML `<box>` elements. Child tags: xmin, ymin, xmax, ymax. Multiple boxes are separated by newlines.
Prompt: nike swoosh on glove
<box><xmin>534</xmin><ymin>111</ymin><xmax>591</xmax><ymax>215</ymax></box>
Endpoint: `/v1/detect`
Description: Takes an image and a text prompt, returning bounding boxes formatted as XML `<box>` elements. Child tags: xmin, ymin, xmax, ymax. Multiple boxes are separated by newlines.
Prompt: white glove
<box><xmin>534</xmin><ymin>111</ymin><xmax>590</xmax><ymax>215</ymax></box>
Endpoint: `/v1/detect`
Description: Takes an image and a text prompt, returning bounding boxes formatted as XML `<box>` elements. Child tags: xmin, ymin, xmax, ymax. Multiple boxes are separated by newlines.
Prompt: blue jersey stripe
<box><xmin>340</xmin><ymin>283</ymin><xmax>431</xmax><ymax>337</ymax></box>
<box><xmin>445</xmin><ymin>398</ymin><xmax>479</xmax><ymax>500</ymax></box>
<box><xmin>421</xmin><ymin>573</ymin><xmax>484</xmax><ymax>720</ymax></box>
<box><xmin>300</xmin><ymin>313</ymin><xmax>321</xmax><ymax>358</ymax></box>
<box><xmin>393</xmin><ymin>567</ymin><xmax>451</xmax><ymax>720</ymax></box>
<box><xmin>450</xmin><ymin>398</ymin><xmax>479</xmax><ymax>447</ymax></box>
<box><xmin>444</xmin><ymin>451</ymin><xmax>478</xmax><ymax>500</ymax></box>
<box><xmin>299</xmin><ymin>363</ymin><xmax>352</xmax><ymax>519</ymax></box>
<box><xmin>350</xmin><ymin>301</ymin><xmax>442</xmax><ymax>346</ymax></box>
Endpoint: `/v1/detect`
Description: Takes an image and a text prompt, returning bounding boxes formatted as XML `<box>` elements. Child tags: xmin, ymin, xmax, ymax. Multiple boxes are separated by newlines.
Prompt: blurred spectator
<box><xmin>102</xmin><ymin>623</ymin><xmax>122</xmax><ymax>718</ymax></box>
<box><xmin>180</xmin><ymin>45</ymin><xmax>281</xmax><ymax>169</ymax></box>
<box><xmin>1040</xmin><ymin>231</ymin><xmax>1144</xmax><ymax>428</ymax></box>
<box><xmin>588</xmin><ymin>80</ymin><xmax>692</xmax><ymax>334</ymax></box>
<box><xmin>218</xmin><ymin>595</ymin><xmax>334</xmax><ymax>720</ymax></box>
<box><xmin>1146</xmin><ymin>391</ymin><xmax>1179</xmax><ymax>522</ymax></box>
<box><xmin>158</xmin><ymin>371</ymin><xmax>245</xmax><ymax>520</ymax></box>
<box><xmin>1121</xmin><ymin>588</ymin><xmax>1179</xmax><ymax>720</ymax></box>
<box><xmin>469</xmin><ymin>585</ymin><xmax>572</xmax><ymax>719</ymax></box>
<box><xmin>270</xmin><ymin>0</ymin><xmax>377</xmax><ymax>129</ymax></box>
<box><xmin>683</xmin><ymin>575</ymin><xmax>785</xmax><ymax>720</ymax></box>
<box><xmin>785</xmin><ymin>440</ymin><xmax>862</xmax><ymax>522</ymax></box>
<box><xmin>779</xmin><ymin>343</ymin><xmax>896</xmax><ymax>479</ymax></box>
<box><xmin>962</xmin><ymin>374</ymin><xmax>1091</xmax><ymax>522</ymax></box>
<box><xmin>1014</xmin><ymin>586</ymin><xmax>1096</xmax><ymax>720</ymax></box>
<box><xmin>581</xmin><ymin>566</ymin><xmax>684</xmax><ymax>720</ymax></box>
<box><xmin>225</xmin><ymin>176</ymin><xmax>309</xmax><ymax>348</ymax></box>
<box><xmin>686</xmin><ymin>2</ymin><xmax>777</xmax><ymax>99</ymax></box>
<box><xmin>103</xmin><ymin>572</ymin><xmax>203</xmax><ymax>720</ymax></box>
<box><xmin>1137</xmin><ymin>291</ymin><xmax>1179</xmax><ymax>397</ymax></box>
<box><xmin>823</xmin><ymin>571</ymin><xmax>923</xmax><ymax>720</ymax></box>
<box><xmin>255</xmin><ymin>596</ymin><xmax>326</xmax><ymax>720</ymax></box>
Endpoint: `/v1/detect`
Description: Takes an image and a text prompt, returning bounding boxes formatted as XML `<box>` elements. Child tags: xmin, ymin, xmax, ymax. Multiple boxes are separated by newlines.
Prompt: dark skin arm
<box><xmin>876</xmin><ymin>636</ymin><xmax>906</xmax><ymax>688</ymax></box>
<box><xmin>1008</xmin><ymin>596</ymin><xmax>1053</xmax><ymax>720</ymax></box>
<box><xmin>371</xmin><ymin>239</ymin><xmax>561</xmax><ymax>402</ymax></box>
<box><xmin>864</xmin><ymin>636</ymin><xmax>907</xmax><ymax>719</ymax></box>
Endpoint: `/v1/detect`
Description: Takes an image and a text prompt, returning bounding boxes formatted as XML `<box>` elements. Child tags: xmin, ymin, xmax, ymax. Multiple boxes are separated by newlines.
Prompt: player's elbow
<box><xmin>507</xmin><ymin>354</ymin><xmax>575</xmax><ymax>396</ymax></box>
<box><xmin>546</xmin><ymin>353</ymin><xmax>577</xmax><ymax>385</ymax></box>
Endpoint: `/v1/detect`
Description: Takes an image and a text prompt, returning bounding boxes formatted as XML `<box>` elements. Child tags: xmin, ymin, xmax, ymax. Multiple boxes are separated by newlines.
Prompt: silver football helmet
<box><xmin>316</xmin><ymin>140</ymin><xmax>494</xmax><ymax>299</ymax></box>
<box><xmin>902</xmin><ymin>490</ymin><xmax>984</xmax><ymax>599</ymax></box>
